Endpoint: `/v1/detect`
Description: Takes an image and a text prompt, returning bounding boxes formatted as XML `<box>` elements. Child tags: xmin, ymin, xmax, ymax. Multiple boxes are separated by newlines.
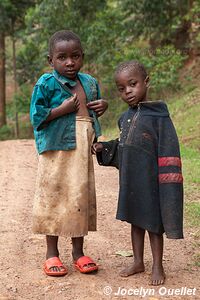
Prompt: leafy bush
<box><xmin>13</xmin><ymin>83</ymin><xmax>32</xmax><ymax>113</ymax></box>
<box><xmin>101</xmin><ymin>44</ymin><xmax>185</xmax><ymax>98</ymax></box>
<box><xmin>0</xmin><ymin>125</ymin><xmax>14</xmax><ymax>140</ymax></box>
<box><xmin>0</xmin><ymin>84</ymin><xmax>33</xmax><ymax>140</ymax></box>
<box><xmin>98</xmin><ymin>44</ymin><xmax>185</xmax><ymax>131</ymax></box>
<box><xmin>17</xmin><ymin>41</ymin><xmax>47</xmax><ymax>85</ymax></box>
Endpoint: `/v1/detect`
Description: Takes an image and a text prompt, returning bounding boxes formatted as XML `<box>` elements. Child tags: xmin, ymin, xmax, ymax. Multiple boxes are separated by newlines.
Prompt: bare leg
<box><xmin>148</xmin><ymin>232</ymin><xmax>165</xmax><ymax>285</ymax></box>
<box><xmin>46</xmin><ymin>235</ymin><xmax>59</xmax><ymax>259</ymax></box>
<box><xmin>72</xmin><ymin>236</ymin><xmax>84</xmax><ymax>261</ymax></box>
<box><xmin>46</xmin><ymin>235</ymin><xmax>65</xmax><ymax>272</ymax></box>
<box><xmin>120</xmin><ymin>225</ymin><xmax>145</xmax><ymax>277</ymax></box>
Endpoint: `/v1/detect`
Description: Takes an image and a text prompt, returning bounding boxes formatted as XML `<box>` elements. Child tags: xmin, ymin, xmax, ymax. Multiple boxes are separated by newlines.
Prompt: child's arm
<box><xmin>87</xmin><ymin>76</ymin><xmax>108</xmax><ymax>116</ymax></box>
<box><xmin>91</xmin><ymin>142</ymin><xmax>104</xmax><ymax>154</ymax></box>
<box><xmin>30</xmin><ymin>82</ymin><xmax>79</xmax><ymax>131</ymax></box>
<box><xmin>92</xmin><ymin>140</ymin><xmax>119</xmax><ymax>169</ymax></box>
<box><xmin>157</xmin><ymin>116</ymin><xmax>184</xmax><ymax>239</ymax></box>
<box><xmin>87</xmin><ymin>99</ymin><xmax>108</xmax><ymax>117</ymax></box>
<box><xmin>44</xmin><ymin>93</ymin><xmax>79</xmax><ymax>123</ymax></box>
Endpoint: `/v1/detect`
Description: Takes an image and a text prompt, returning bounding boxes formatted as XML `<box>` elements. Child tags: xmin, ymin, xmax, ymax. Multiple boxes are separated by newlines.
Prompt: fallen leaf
<box><xmin>115</xmin><ymin>250</ymin><xmax>133</xmax><ymax>257</ymax></box>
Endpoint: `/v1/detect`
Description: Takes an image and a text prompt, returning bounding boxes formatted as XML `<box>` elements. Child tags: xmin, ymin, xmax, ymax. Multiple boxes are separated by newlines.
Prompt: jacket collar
<box><xmin>53</xmin><ymin>70</ymin><xmax>77</xmax><ymax>87</ymax></box>
<box><xmin>130</xmin><ymin>101</ymin><xmax>169</xmax><ymax>117</ymax></box>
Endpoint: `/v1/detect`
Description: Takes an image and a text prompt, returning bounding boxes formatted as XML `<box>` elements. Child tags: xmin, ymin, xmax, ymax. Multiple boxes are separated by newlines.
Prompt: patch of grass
<box><xmin>168</xmin><ymin>88</ymin><xmax>200</xmax><ymax>151</ymax></box>
<box><xmin>193</xmin><ymin>253</ymin><xmax>200</xmax><ymax>267</ymax></box>
<box><xmin>184</xmin><ymin>202</ymin><xmax>200</xmax><ymax>227</ymax></box>
<box><xmin>181</xmin><ymin>145</ymin><xmax>200</xmax><ymax>185</ymax></box>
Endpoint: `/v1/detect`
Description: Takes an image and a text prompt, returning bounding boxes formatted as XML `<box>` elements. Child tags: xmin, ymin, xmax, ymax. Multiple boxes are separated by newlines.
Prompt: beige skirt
<box><xmin>32</xmin><ymin>116</ymin><xmax>96</xmax><ymax>237</ymax></box>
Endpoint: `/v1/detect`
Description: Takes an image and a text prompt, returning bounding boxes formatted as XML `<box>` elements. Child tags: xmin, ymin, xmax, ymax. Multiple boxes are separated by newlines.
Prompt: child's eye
<box><xmin>118</xmin><ymin>87</ymin><xmax>124</xmax><ymax>93</ymax></box>
<box><xmin>73</xmin><ymin>55</ymin><xmax>80</xmax><ymax>59</ymax></box>
<box><xmin>58</xmin><ymin>56</ymin><xmax>65</xmax><ymax>60</ymax></box>
<box><xmin>130</xmin><ymin>82</ymin><xmax>137</xmax><ymax>87</ymax></box>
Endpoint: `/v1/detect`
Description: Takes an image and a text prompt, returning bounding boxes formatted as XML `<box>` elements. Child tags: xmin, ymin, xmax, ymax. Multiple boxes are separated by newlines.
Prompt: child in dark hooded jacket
<box><xmin>93</xmin><ymin>60</ymin><xmax>183</xmax><ymax>285</ymax></box>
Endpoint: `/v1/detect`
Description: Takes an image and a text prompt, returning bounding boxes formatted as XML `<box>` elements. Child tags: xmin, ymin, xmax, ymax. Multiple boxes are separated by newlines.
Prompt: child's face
<box><xmin>115</xmin><ymin>69</ymin><xmax>149</xmax><ymax>106</ymax></box>
<box><xmin>48</xmin><ymin>39</ymin><xmax>84</xmax><ymax>80</ymax></box>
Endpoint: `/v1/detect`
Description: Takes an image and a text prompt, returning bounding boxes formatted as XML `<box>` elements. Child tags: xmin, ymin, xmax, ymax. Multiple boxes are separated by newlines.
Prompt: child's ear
<box><xmin>145</xmin><ymin>76</ymin><xmax>150</xmax><ymax>87</ymax></box>
<box><xmin>47</xmin><ymin>55</ymin><xmax>53</xmax><ymax>67</ymax></box>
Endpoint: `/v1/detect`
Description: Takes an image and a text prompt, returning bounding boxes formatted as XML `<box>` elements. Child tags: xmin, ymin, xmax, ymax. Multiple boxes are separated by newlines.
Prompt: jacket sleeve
<box><xmin>157</xmin><ymin>116</ymin><xmax>184</xmax><ymax>239</ymax></box>
<box><xmin>96</xmin><ymin>139</ymin><xmax>119</xmax><ymax>169</ymax></box>
<box><xmin>30</xmin><ymin>83</ymin><xmax>52</xmax><ymax>131</ymax></box>
<box><xmin>96</xmin><ymin>113</ymin><xmax>126</xmax><ymax>169</ymax></box>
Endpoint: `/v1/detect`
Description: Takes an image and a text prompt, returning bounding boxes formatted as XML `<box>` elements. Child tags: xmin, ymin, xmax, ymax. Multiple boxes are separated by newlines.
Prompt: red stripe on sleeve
<box><xmin>158</xmin><ymin>157</ymin><xmax>182</xmax><ymax>167</ymax></box>
<box><xmin>159</xmin><ymin>173</ymin><xmax>183</xmax><ymax>184</ymax></box>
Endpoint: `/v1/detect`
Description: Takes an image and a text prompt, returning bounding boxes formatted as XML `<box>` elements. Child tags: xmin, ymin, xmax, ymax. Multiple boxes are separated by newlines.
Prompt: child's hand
<box><xmin>60</xmin><ymin>93</ymin><xmax>80</xmax><ymax>114</ymax></box>
<box><xmin>87</xmin><ymin>99</ymin><xmax>108</xmax><ymax>117</ymax></box>
<box><xmin>92</xmin><ymin>142</ymin><xmax>103</xmax><ymax>154</ymax></box>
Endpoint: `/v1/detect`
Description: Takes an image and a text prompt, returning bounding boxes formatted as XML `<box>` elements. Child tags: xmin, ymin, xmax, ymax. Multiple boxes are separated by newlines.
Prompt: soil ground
<box><xmin>0</xmin><ymin>140</ymin><xmax>199</xmax><ymax>300</ymax></box>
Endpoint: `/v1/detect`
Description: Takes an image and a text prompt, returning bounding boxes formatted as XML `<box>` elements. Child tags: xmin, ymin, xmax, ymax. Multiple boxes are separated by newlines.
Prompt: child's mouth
<box><xmin>127</xmin><ymin>96</ymin><xmax>136</xmax><ymax>104</ymax></box>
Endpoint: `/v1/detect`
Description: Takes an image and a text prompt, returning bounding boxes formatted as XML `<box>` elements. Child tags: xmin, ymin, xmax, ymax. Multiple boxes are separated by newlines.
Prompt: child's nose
<box><xmin>65</xmin><ymin>58</ymin><xmax>74</xmax><ymax>66</ymax></box>
<box><xmin>125</xmin><ymin>86</ymin><xmax>132</xmax><ymax>94</ymax></box>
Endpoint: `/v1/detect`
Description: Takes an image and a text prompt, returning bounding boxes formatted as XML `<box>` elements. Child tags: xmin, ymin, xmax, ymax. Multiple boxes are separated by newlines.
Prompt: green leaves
<box><xmin>4</xmin><ymin>0</ymin><xmax>199</xmax><ymax>126</ymax></box>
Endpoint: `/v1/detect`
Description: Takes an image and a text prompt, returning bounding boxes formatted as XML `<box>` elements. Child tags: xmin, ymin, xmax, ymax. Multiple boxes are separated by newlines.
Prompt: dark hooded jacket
<box><xmin>97</xmin><ymin>101</ymin><xmax>183</xmax><ymax>239</ymax></box>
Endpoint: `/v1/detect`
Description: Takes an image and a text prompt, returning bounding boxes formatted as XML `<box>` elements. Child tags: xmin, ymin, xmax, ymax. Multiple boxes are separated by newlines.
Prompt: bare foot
<box><xmin>44</xmin><ymin>256</ymin><xmax>67</xmax><ymax>275</ymax></box>
<box><xmin>150</xmin><ymin>265</ymin><xmax>165</xmax><ymax>285</ymax></box>
<box><xmin>119</xmin><ymin>262</ymin><xmax>145</xmax><ymax>277</ymax></box>
<box><xmin>46</xmin><ymin>251</ymin><xmax>65</xmax><ymax>273</ymax></box>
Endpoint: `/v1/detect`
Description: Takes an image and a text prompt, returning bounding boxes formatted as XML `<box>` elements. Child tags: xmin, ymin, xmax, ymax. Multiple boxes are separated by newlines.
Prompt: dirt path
<box><xmin>0</xmin><ymin>140</ymin><xmax>199</xmax><ymax>300</ymax></box>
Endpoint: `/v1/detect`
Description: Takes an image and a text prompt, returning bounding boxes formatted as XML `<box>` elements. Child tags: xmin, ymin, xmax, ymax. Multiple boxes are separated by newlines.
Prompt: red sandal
<box><xmin>44</xmin><ymin>257</ymin><xmax>68</xmax><ymax>276</ymax></box>
<box><xmin>74</xmin><ymin>256</ymin><xmax>98</xmax><ymax>274</ymax></box>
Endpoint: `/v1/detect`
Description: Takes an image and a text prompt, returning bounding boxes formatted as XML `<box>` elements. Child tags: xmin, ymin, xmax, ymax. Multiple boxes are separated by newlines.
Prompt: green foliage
<box><xmin>13</xmin><ymin>84</ymin><xmax>32</xmax><ymax>113</ymax></box>
<box><xmin>120</xmin><ymin>44</ymin><xmax>185</xmax><ymax>97</ymax></box>
<box><xmin>98</xmin><ymin>43</ymin><xmax>185</xmax><ymax>130</ymax></box>
<box><xmin>2</xmin><ymin>83</ymin><xmax>33</xmax><ymax>139</ymax></box>
<box><xmin>148</xmin><ymin>47</ymin><xmax>185</xmax><ymax>96</ymax></box>
<box><xmin>0</xmin><ymin>124</ymin><xmax>13</xmax><ymax>140</ymax></box>
<box><xmin>16</xmin><ymin>41</ymin><xmax>46</xmax><ymax>85</ymax></box>
<box><xmin>0</xmin><ymin>1</ymin><xmax>14</xmax><ymax>32</ymax></box>
<box><xmin>6</xmin><ymin>84</ymin><xmax>31</xmax><ymax>119</ymax></box>
<box><xmin>85</xmin><ymin>3</ymin><xmax>123</xmax><ymax>66</ymax></box>
<box><xmin>0</xmin><ymin>0</ymin><xmax>36</xmax><ymax>35</ymax></box>
<box><xmin>16</xmin><ymin>0</ymin><xmax>109</xmax><ymax>84</ymax></box>
<box><xmin>118</xmin><ymin>0</ymin><xmax>192</xmax><ymax>50</ymax></box>
<box><xmin>2</xmin><ymin>0</ymin><xmax>200</xmax><ymax>141</ymax></box>
<box><xmin>15</xmin><ymin>0</ymin><xmax>194</xmax><ymax>91</ymax></box>
<box><xmin>189</xmin><ymin>1</ymin><xmax>200</xmax><ymax>54</ymax></box>
<box><xmin>0</xmin><ymin>119</ymin><xmax>33</xmax><ymax>140</ymax></box>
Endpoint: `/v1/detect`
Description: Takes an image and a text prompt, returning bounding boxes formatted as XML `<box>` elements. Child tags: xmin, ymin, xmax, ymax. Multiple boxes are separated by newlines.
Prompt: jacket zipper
<box><xmin>125</xmin><ymin>104</ymin><xmax>140</xmax><ymax>144</ymax></box>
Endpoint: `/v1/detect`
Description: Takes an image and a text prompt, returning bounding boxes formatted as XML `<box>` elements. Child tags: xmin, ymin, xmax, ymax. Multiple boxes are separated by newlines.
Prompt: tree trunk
<box><xmin>12</xmin><ymin>34</ymin><xmax>19</xmax><ymax>138</ymax></box>
<box><xmin>174</xmin><ymin>1</ymin><xmax>192</xmax><ymax>53</ymax></box>
<box><xmin>0</xmin><ymin>32</ymin><xmax>6</xmax><ymax>127</ymax></box>
<box><xmin>174</xmin><ymin>20</ymin><xmax>191</xmax><ymax>52</ymax></box>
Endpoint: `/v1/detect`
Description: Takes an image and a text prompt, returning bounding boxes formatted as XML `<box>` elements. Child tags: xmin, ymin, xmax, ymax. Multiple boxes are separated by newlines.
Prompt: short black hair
<box><xmin>49</xmin><ymin>30</ymin><xmax>83</xmax><ymax>56</ymax></box>
<box><xmin>115</xmin><ymin>60</ymin><xmax>148</xmax><ymax>79</ymax></box>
